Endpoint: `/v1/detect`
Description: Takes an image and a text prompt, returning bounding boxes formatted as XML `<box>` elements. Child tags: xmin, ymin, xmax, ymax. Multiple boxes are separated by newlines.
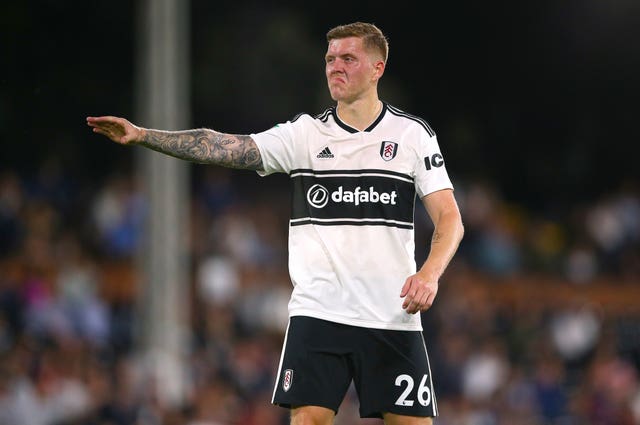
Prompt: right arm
<box><xmin>86</xmin><ymin>116</ymin><xmax>263</xmax><ymax>171</ymax></box>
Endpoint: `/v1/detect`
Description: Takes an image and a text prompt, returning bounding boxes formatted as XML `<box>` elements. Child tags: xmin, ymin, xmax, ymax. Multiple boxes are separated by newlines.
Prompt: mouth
<box><xmin>329</xmin><ymin>74</ymin><xmax>346</xmax><ymax>84</ymax></box>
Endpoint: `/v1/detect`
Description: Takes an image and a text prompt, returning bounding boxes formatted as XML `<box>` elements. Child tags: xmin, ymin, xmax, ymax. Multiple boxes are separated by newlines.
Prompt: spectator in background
<box><xmin>91</xmin><ymin>173</ymin><xmax>145</xmax><ymax>259</ymax></box>
<box><xmin>0</xmin><ymin>172</ymin><xmax>25</xmax><ymax>258</ymax></box>
<box><xmin>54</xmin><ymin>232</ymin><xmax>110</xmax><ymax>348</ymax></box>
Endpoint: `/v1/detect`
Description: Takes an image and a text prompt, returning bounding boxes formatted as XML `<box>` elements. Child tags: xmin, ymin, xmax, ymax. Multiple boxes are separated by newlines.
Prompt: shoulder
<box><xmin>385</xmin><ymin>103</ymin><xmax>436</xmax><ymax>138</ymax></box>
<box><xmin>282</xmin><ymin>107</ymin><xmax>336</xmax><ymax>133</ymax></box>
<box><xmin>287</xmin><ymin>107</ymin><xmax>334</xmax><ymax>124</ymax></box>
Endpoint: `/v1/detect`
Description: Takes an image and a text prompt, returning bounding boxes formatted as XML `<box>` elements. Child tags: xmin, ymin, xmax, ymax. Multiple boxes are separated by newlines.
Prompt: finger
<box><xmin>407</xmin><ymin>299</ymin><xmax>420</xmax><ymax>314</ymax></box>
<box><xmin>401</xmin><ymin>291</ymin><xmax>412</xmax><ymax>308</ymax></box>
<box><xmin>87</xmin><ymin>116</ymin><xmax>108</xmax><ymax>125</ymax></box>
<box><xmin>417</xmin><ymin>292</ymin><xmax>430</xmax><ymax>312</ymax></box>
<box><xmin>399</xmin><ymin>277</ymin><xmax>412</xmax><ymax>297</ymax></box>
<box><xmin>93</xmin><ymin>127</ymin><xmax>109</xmax><ymax>136</ymax></box>
<box><xmin>402</xmin><ymin>290</ymin><xmax>418</xmax><ymax>310</ymax></box>
<box><xmin>405</xmin><ymin>300</ymin><xmax>415</xmax><ymax>314</ymax></box>
<box><xmin>87</xmin><ymin>115</ymin><xmax>117</xmax><ymax>123</ymax></box>
<box><xmin>405</xmin><ymin>288</ymin><xmax>430</xmax><ymax>314</ymax></box>
<box><xmin>423</xmin><ymin>292</ymin><xmax>436</xmax><ymax>311</ymax></box>
<box><xmin>415</xmin><ymin>291</ymin><xmax>429</xmax><ymax>311</ymax></box>
<box><xmin>413</xmin><ymin>290</ymin><xmax>435</xmax><ymax>313</ymax></box>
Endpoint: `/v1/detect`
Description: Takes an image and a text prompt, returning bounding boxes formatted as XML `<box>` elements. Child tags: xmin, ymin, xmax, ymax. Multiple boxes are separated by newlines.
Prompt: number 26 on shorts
<box><xmin>394</xmin><ymin>374</ymin><xmax>432</xmax><ymax>407</ymax></box>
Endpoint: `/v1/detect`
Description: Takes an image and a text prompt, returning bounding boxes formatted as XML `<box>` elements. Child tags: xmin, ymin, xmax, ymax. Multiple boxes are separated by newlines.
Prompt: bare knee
<box><xmin>290</xmin><ymin>405</ymin><xmax>335</xmax><ymax>425</ymax></box>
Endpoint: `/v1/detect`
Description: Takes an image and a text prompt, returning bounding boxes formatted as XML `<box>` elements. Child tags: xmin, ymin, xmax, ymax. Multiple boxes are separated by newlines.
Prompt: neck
<box><xmin>336</xmin><ymin>96</ymin><xmax>382</xmax><ymax>131</ymax></box>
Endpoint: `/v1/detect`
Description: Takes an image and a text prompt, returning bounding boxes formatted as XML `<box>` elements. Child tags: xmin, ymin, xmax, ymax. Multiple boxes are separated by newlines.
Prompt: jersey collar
<box><xmin>332</xmin><ymin>101</ymin><xmax>388</xmax><ymax>134</ymax></box>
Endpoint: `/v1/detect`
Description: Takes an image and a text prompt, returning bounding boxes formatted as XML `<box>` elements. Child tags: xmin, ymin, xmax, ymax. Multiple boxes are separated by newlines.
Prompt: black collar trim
<box><xmin>332</xmin><ymin>102</ymin><xmax>387</xmax><ymax>133</ymax></box>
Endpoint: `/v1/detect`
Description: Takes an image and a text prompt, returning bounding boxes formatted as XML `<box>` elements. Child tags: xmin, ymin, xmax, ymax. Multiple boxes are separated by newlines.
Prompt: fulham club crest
<box><xmin>283</xmin><ymin>369</ymin><xmax>293</xmax><ymax>392</ymax></box>
<box><xmin>380</xmin><ymin>141</ymin><xmax>398</xmax><ymax>161</ymax></box>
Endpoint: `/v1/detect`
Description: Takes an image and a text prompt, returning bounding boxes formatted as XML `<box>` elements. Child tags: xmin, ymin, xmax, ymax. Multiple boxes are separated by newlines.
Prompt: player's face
<box><xmin>325</xmin><ymin>37</ymin><xmax>380</xmax><ymax>103</ymax></box>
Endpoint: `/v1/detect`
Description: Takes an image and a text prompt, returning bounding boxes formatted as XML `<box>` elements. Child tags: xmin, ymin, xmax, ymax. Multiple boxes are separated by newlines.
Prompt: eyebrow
<box><xmin>325</xmin><ymin>52</ymin><xmax>357</xmax><ymax>60</ymax></box>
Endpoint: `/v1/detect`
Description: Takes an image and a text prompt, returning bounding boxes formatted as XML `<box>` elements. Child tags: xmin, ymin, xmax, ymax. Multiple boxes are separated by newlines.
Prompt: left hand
<box><xmin>400</xmin><ymin>274</ymin><xmax>439</xmax><ymax>314</ymax></box>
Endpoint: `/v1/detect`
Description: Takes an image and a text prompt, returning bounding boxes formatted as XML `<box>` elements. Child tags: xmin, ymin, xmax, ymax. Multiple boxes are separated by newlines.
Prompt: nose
<box><xmin>327</xmin><ymin>58</ymin><xmax>345</xmax><ymax>73</ymax></box>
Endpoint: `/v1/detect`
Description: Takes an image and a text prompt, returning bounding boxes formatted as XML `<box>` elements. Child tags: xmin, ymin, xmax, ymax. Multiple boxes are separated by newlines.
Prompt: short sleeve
<box><xmin>413</xmin><ymin>133</ymin><xmax>454</xmax><ymax>198</ymax></box>
<box><xmin>250</xmin><ymin>121</ymin><xmax>298</xmax><ymax>176</ymax></box>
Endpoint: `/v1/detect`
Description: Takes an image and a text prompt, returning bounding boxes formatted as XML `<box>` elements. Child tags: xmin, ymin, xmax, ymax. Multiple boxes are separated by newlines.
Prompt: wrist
<box><xmin>417</xmin><ymin>265</ymin><xmax>441</xmax><ymax>283</ymax></box>
<box><xmin>135</xmin><ymin>126</ymin><xmax>147</xmax><ymax>144</ymax></box>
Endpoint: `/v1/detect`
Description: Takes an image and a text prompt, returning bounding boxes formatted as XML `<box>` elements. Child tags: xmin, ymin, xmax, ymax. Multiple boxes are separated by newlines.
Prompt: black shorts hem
<box><xmin>273</xmin><ymin>401</ymin><xmax>339</xmax><ymax>415</ymax></box>
<box><xmin>361</xmin><ymin>406</ymin><xmax>437</xmax><ymax>419</ymax></box>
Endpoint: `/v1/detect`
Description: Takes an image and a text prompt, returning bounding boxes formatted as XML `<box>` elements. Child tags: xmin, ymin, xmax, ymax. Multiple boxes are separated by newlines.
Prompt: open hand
<box><xmin>86</xmin><ymin>116</ymin><xmax>143</xmax><ymax>145</ymax></box>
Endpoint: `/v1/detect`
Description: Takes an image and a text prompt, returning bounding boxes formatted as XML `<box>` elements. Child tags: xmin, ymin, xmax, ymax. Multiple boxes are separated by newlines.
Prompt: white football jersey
<box><xmin>251</xmin><ymin>102</ymin><xmax>454</xmax><ymax>330</ymax></box>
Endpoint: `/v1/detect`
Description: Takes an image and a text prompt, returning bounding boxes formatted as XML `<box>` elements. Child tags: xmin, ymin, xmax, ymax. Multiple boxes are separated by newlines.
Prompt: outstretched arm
<box><xmin>86</xmin><ymin>116</ymin><xmax>263</xmax><ymax>171</ymax></box>
<box><xmin>400</xmin><ymin>189</ymin><xmax>464</xmax><ymax>314</ymax></box>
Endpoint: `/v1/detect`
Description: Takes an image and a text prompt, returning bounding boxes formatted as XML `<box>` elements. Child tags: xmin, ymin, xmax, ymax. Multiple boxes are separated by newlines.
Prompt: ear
<box><xmin>372</xmin><ymin>60</ymin><xmax>385</xmax><ymax>82</ymax></box>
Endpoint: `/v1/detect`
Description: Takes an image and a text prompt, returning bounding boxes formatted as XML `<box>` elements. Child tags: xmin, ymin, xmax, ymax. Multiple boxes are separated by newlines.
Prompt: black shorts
<box><xmin>271</xmin><ymin>316</ymin><xmax>438</xmax><ymax>419</ymax></box>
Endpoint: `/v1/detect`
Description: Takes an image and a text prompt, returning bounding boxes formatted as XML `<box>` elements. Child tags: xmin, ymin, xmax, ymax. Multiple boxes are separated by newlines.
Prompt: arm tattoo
<box><xmin>139</xmin><ymin>128</ymin><xmax>264</xmax><ymax>171</ymax></box>
<box><xmin>432</xmin><ymin>231</ymin><xmax>442</xmax><ymax>244</ymax></box>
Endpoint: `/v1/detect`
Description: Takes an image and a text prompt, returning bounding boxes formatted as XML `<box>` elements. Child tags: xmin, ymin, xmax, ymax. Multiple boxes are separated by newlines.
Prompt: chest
<box><xmin>303</xmin><ymin>131</ymin><xmax>416</xmax><ymax>174</ymax></box>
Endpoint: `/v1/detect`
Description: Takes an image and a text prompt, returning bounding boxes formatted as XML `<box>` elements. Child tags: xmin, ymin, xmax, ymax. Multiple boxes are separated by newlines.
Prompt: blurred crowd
<box><xmin>0</xmin><ymin>157</ymin><xmax>639</xmax><ymax>425</ymax></box>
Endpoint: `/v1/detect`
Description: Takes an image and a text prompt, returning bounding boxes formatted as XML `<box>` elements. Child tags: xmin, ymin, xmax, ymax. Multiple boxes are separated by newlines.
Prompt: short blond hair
<box><xmin>326</xmin><ymin>22</ymin><xmax>389</xmax><ymax>63</ymax></box>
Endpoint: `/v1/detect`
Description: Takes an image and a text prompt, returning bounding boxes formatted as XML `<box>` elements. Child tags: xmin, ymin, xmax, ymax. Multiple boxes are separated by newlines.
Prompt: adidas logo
<box><xmin>317</xmin><ymin>147</ymin><xmax>335</xmax><ymax>159</ymax></box>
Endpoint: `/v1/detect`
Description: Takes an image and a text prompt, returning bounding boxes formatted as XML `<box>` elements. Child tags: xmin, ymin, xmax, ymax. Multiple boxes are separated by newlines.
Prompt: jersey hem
<box><xmin>289</xmin><ymin>309</ymin><xmax>423</xmax><ymax>331</ymax></box>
